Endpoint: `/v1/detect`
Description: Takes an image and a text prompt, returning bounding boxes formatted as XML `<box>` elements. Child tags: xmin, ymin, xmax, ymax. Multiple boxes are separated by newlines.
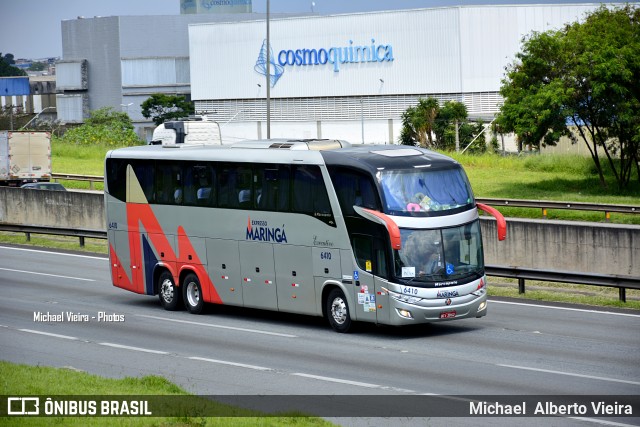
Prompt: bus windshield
<box><xmin>393</xmin><ymin>221</ymin><xmax>484</xmax><ymax>283</ymax></box>
<box><xmin>378</xmin><ymin>166</ymin><xmax>473</xmax><ymax>215</ymax></box>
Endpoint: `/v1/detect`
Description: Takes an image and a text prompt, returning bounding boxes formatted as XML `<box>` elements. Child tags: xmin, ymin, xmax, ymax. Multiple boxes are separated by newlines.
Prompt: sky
<box><xmin>0</xmin><ymin>0</ymin><xmax>627</xmax><ymax>59</ymax></box>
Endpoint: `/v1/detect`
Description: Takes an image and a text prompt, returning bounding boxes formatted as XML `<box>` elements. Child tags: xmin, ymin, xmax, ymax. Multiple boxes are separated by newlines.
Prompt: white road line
<box><xmin>98</xmin><ymin>342</ymin><xmax>169</xmax><ymax>355</ymax></box>
<box><xmin>489</xmin><ymin>299</ymin><xmax>640</xmax><ymax>318</ymax></box>
<box><xmin>497</xmin><ymin>364</ymin><xmax>640</xmax><ymax>386</ymax></box>
<box><xmin>0</xmin><ymin>245</ymin><xmax>107</xmax><ymax>260</ymax></box>
<box><xmin>0</xmin><ymin>267</ymin><xmax>95</xmax><ymax>282</ymax></box>
<box><xmin>18</xmin><ymin>328</ymin><xmax>78</xmax><ymax>340</ymax></box>
<box><xmin>291</xmin><ymin>373</ymin><xmax>381</xmax><ymax>389</ymax></box>
<box><xmin>569</xmin><ymin>417</ymin><xmax>640</xmax><ymax>427</ymax></box>
<box><xmin>188</xmin><ymin>356</ymin><xmax>272</xmax><ymax>371</ymax></box>
<box><xmin>136</xmin><ymin>314</ymin><xmax>297</xmax><ymax>338</ymax></box>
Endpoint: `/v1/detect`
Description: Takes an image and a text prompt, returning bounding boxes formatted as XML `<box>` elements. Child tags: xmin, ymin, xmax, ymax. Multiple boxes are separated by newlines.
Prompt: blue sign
<box><xmin>353</xmin><ymin>270</ymin><xmax>359</xmax><ymax>281</ymax></box>
<box><xmin>446</xmin><ymin>263</ymin><xmax>454</xmax><ymax>275</ymax></box>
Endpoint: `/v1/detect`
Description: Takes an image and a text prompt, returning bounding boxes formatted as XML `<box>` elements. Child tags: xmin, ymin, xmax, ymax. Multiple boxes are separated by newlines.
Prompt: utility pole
<box><xmin>454</xmin><ymin>119</ymin><xmax>460</xmax><ymax>152</ymax></box>
<box><xmin>266</xmin><ymin>0</ymin><xmax>271</xmax><ymax>139</ymax></box>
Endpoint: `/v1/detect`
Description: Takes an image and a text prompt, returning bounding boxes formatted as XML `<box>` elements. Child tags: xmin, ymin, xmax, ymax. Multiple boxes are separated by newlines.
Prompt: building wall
<box><xmin>60</xmin><ymin>16</ymin><xmax>122</xmax><ymax>114</ymax></box>
<box><xmin>190</xmin><ymin>4</ymin><xmax>606</xmax><ymax>145</ymax></box>
<box><xmin>58</xmin><ymin>13</ymin><xmax>308</xmax><ymax>134</ymax></box>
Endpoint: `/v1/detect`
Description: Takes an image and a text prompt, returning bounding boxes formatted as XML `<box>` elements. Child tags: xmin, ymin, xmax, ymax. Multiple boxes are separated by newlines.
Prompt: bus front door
<box><xmin>350</xmin><ymin>235</ymin><xmax>390</xmax><ymax>324</ymax></box>
<box><xmin>239</xmin><ymin>241</ymin><xmax>277</xmax><ymax>310</ymax></box>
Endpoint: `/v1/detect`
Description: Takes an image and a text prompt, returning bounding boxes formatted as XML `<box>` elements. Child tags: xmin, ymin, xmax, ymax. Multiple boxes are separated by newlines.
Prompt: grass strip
<box><xmin>0</xmin><ymin>361</ymin><xmax>334</xmax><ymax>427</ymax></box>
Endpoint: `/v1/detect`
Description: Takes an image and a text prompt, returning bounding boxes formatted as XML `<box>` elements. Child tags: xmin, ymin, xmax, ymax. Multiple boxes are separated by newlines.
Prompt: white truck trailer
<box><xmin>0</xmin><ymin>131</ymin><xmax>52</xmax><ymax>186</ymax></box>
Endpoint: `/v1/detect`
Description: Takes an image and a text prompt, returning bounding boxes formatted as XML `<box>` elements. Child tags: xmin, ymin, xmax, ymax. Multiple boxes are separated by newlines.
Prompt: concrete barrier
<box><xmin>0</xmin><ymin>187</ymin><xmax>104</xmax><ymax>231</ymax></box>
<box><xmin>481</xmin><ymin>217</ymin><xmax>640</xmax><ymax>277</ymax></box>
<box><xmin>1</xmin><ymin>186</ymin><xmax>638</xmax><ymax>278</ymax></box>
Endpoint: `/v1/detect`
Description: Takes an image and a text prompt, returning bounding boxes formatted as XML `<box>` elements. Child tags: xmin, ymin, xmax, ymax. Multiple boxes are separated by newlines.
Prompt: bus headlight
<box><xmin>397</xmin><ymin>309</ymin><xmax>413</xmax><ymax>319</ymax></box>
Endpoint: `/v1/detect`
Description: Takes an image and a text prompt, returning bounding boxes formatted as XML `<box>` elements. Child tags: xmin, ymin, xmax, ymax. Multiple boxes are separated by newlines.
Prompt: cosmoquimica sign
<box><xmin>255</xmin><ymin>38</ymin><xmax>394</xmax><ymax>86</ymax></box>
<box><xmin>277</xmin><ymin>39</ymin><xmax>394</xmax><ymax>72</ymax></box>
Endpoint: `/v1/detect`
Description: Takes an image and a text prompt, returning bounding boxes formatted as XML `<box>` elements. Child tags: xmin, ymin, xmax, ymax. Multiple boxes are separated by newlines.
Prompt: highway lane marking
<box><xmin>489</xmin><ymin>299</ymin><xmax>640</xmax><ymax>318</ymax></box>
<box><xmin>0</xmin><ymin>246</ymin><xmax>107</xmax><ymax>261</ymax></box>
<box><xmin>136</xmin><ymin>314</ymin><xmax>298</xmax><ymax>338</ymax></box>
<box><xmin>569</xmin><ymin>417</ymin><xmax>640</xmax><ymax>427</ymax></box>
<box><xmin>18</xmin><ymin>328</ymin><xmax>79</xmax><ymax>340</ymax></box>
<box><xmin>291</xmin><ymin>373</ymin><xmax>381</xmax><ymax>389</ymax></box>
<box><xmin>497</xmin><ymin>364</ymin><xmax>640</xmax><ymax>386</ymax></box>
<box><xmin>0</xmin><ymin>267</ymin><xmax>95</xmax><ymax>282</ymax></box>
<box><xmin>98</xmin><ymin>342</ymin><xmax>169</xmax><ymax>355</ymax></box>
<box><xmin>188</xmin><ymin>356</ymin><xmax>273</xmax><ymax>371</ymax></box>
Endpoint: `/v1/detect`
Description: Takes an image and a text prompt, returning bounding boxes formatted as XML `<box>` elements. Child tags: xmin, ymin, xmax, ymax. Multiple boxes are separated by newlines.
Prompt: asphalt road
<box><xmin>1</xmin><ymin>244</ymin><xmax>639</xmax><ymax>426</ymax></box>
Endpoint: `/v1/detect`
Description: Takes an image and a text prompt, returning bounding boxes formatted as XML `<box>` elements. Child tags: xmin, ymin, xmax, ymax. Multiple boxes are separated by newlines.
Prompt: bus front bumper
<box><xmin>387</xmin><ymin>293</ymin><xmax>487</xmax><ymax>326</ymax></box>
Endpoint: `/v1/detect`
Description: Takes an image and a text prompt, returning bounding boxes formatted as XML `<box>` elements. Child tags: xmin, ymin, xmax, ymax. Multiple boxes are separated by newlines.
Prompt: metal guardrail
<box><xmin>0</xmin><ymin>223</ymin><xmax>637</xmax><ymax>302</ymax></box>
<box><xmin>0</xmin><ymin>224</ymin><xmax>106</xmax><ymax>248</ymax></box>
<box><xmin>476</xmin><ymin>197</ymin><xmax>639</xmax><ymax>222</ymax></box>
<box><xmin>51</xmin><ymin>173</ymin><xmax>103</xmax><ymax>190</ymax></box>
<box><xmin>485</xmin><ymin>265</ymin><xmax>639</xmax><ymax>303</ymax></box>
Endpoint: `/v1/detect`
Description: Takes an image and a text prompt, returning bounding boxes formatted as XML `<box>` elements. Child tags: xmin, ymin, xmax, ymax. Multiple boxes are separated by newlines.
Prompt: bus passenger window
<box><xmin>131</xmin><ymin>161</ymin><xmax>155</xmax><ymax>203</ymax></box>
<box><xmin>292</xmin><ymin>165</ymin><xmax>332</xmax><ymax>216</ymax></box>
<box><xmin>218</xmin><ymin>166</ymin><xmax>238</xmax><ymax>208</ymax></box>
<box><xmin>184</xmin><ymin>164</ymin><xmax>215</xmax><ymax>207</ymax></box>
<box><xmin>258</xmin><ymin>166</ymin><xmax>290</xmax><ymax>211</ymax></box>
<box><xmin>155</xmin><ymin>162</ymin><xmax>182</xmax><ymax>205</ymax></box>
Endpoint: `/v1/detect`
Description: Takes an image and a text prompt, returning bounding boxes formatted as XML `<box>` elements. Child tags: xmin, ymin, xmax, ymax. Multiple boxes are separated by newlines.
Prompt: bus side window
<box><xmin>352</xmin><ymin>235</ymin><xmax>374</xmax><ymax>273</ymax></box>
<box><xmin>155</xmin><ymin>162</ymin><xmax>182</xmax><ymax>205</ymax></box>
<box><xmin>218</xmin><ymin>165</ymin><xmax>238</xmax><ymax>209</ymax></box>
<box><xmin>352</xmin><ymin>235</ymin><xmax>389</xmax><ymax>277</ymax></box>
<box><xmin>292</xmin><ymin>165</ymin><xmax>332</xmax><ymax>217</ymax></box>
<box><xmin>105</xmin><ymin>158</ymin><xmax>127</xmax><ymax>202</ymax></box>
<box><xmin>131</xmin><ymin>160</ymin><xmax>155</xmax><ymax>204</ymax></box>
<box><xmin>258</xmin><ymin>165</ymin><xmax>290</xmax><ymax>212</ymax></box>
<box><xmin>184</xmin><ymin>164</ymin><xmax>215</xmax><ymax>207</ymax></box>
<box><xmin>237</xmin><ymin>166</ymin><xmax>253</xmax><ymax>208</ymax></box>
<box><xmin>330</xmin><ymin>168</ymin><xmax>380</xmax><ymax>216</ymax></box>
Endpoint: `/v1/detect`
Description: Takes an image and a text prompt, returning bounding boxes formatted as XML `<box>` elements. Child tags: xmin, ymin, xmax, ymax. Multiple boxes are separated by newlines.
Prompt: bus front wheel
<box><xmin>183</xmin><ymin>273</ymin><xmax>204</xmax><ymax>314</ymax></box>
<box><xmin>326</xmin><ymin>288</ymin><xmax>352</xmax><ymax>333</ymax></box>
<box><xmin>158</xmin><ymin>271</ymin><xmax>181</xmax><ymax>311</ymax></box>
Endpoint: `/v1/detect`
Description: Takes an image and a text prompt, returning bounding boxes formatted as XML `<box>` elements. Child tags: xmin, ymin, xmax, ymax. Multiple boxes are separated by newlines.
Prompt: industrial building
<box><xmin>57</xmin><ymin>3</ymin><xmax>615</xmax><ymax>145</ymax></box>
<box><xmin>56</xmin><ymin>12</ymin><xmax>306</xmax><ymax>140</ymax></box>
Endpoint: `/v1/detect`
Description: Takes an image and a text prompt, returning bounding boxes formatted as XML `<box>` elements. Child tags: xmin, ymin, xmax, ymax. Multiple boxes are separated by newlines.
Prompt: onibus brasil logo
<box><xmin>254</xmin><ymin>38</ymin><xmax>394</xmax><ymax>87</ymax></box>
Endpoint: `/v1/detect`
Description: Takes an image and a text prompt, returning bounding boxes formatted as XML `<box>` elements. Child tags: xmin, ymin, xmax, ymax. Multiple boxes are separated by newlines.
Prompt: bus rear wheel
<box><xmin>158</xmin><ymin>271</ymin><xmax>181</xmax><ymax>311</ymax></box>
<box><xmin>183</xmin><ymin>273</ymin><xmax>204</xmax><ymax>314</ymax></box>
<box><xmin>326</xmin><ymin>288</ymin><xmax>352</xmax><ymax>333</ymax></box>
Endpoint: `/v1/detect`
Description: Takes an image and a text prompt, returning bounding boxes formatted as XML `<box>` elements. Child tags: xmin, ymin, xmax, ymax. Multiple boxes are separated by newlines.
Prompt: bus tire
<box><xmin>183</xmin><ymin>273</ymin><xmax>204</xmax><ymax>314</ymax></box>
<box><xmin>158</xmin><ymin>271</ymin><xmax>181</xmax><ymax>311</ymax></box>
<box><xmin>326</xmin><ymin>288</ymin><xmax>352</xmax><ymax>333</ymax></box>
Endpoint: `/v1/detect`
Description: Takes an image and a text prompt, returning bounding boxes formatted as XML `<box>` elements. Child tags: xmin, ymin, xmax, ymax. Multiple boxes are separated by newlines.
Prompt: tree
<box><xmin>398</xmin><ymin>97</ymin><xmax>439</xmax><ymax>148</ymax></box>
<box><xmin>57</xmin><ymin>107</ymin><xmax>142</xmax><ymax>147</ymax></box>
<box><xmin>0</xmin><ymin>52</ymin><xmax>27</xmax><ymax>76</ymax></box>
<box><xmin>141</xmin><ymin>93</ymin><xmax>194</xmax><ymax>125</ymax></box>
<box><xmin>497</xmin><ymin>5</ymin><xmax>640</xmax><ymax>189</ymax></box>
<box><xmin>434</xmin><ymin>100</ymin><xmax>468</xmax><ymax>151</ymax></box>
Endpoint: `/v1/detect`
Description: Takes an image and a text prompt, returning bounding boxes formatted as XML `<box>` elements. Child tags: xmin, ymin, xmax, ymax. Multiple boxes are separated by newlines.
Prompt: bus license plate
<box><xmin>439</xmin><ymin>310</ymin><xmax>456</xmax><ymax>319</ymax></box>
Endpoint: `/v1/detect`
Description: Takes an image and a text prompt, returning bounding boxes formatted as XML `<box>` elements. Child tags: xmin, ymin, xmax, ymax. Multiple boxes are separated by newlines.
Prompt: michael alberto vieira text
<box><xmin>470</xmin><ymin>400</ymin><xmax>633</xmax><ymax>416</ymax></box>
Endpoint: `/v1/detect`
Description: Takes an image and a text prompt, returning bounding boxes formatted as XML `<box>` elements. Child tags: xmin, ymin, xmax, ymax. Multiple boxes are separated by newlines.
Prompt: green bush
<box><xmin>56</xmin><ymin>107</ymin><xmax>143</xmax><ymax>147</ymax></box>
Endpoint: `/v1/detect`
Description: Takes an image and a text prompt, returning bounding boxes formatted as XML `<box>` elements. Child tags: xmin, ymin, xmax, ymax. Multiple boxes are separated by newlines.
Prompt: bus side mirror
<box><xmin>477</xmin><ymin>203</ymin><xmax>507</xmax><ymax>241</ymax></box>
<box><xmin>353</xmin><ymin>206</ymin><xmax>401</xmax><ymax>250</ymax></box>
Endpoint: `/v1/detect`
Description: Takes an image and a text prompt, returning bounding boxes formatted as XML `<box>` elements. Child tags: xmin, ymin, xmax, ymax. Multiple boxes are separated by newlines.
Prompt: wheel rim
<box><xmin>330</xmin><ymin>296</ymin><xmax>347</xmax><ymax>325</ymax></box>
<box><xmin>186</xmin><ymin>281</ymin><xmax>200</xmax><ymax>307</ymax></box>
<box><xmin>160</xmin><ymin>279</ymin><xmax>174</xmax><ymax>303</ymax></box>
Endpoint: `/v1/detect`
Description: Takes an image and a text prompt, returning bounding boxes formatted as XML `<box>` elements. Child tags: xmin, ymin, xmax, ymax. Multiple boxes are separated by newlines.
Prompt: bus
<box><xmin>104</xmin><ymin>139</ymin><xmax>506</xmax><ymax>332</ymax></box>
